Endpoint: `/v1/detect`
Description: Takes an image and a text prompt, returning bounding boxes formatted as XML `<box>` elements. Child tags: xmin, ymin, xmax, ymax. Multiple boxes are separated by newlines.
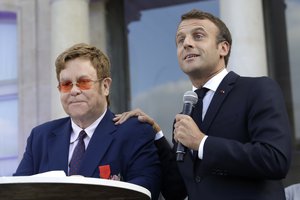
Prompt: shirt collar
<box><xmin>70</xmin><ymin>108</ymin><xmax>107</xmax><ymax>143</ymax></box>
<box><xmin>192</xmin><ymin>68</ymin><xmax>228</xmax><ymax>92</ymax></box>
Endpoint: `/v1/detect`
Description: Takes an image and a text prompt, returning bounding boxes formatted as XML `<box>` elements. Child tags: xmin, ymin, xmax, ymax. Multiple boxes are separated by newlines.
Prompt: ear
<box><xmin>101</xmin><ymin>77</ymin><xmax>112</xmax><ymax>96</ymax></box>
<box><xmin>219</xmin><ymin>41</ymin><xmax>230</xmax><ymax>57</ymax></box>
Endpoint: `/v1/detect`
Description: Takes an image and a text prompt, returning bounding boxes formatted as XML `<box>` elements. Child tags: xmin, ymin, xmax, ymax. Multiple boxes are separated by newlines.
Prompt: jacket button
<box><xmin>195</xmin><ymin>176</ymin><xmax>201</xmax><ymax>183</ymax></box>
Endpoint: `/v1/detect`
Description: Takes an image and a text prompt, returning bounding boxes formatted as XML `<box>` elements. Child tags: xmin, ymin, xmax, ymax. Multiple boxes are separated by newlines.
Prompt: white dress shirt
<box><xmin>194</xmin><ymin>68</ymin><xmax>228</xmax><ymax>159</ymax></box>
<box><xmin>68</xmin><ymin>109</ymin><xmax>107</xmax><ymax>167</ymax></box>
<box><xmin>155</xmin><ymin>68</ymin><xmax>228</xmax><ymax>160</ymax></box>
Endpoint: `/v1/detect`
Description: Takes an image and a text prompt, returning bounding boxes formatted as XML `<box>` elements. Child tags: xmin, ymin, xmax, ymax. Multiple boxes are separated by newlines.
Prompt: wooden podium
<box><xmin>0</xmin><ymin>175</ymin><xmax>151</xmax><ymax>200</ymax></box>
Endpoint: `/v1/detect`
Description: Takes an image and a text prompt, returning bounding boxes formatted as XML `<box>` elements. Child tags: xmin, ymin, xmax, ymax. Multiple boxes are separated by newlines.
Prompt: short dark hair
<box><xmin>180</xmin><ymin>9</ymin><xmax>232</xmax><ymax>66</ymax></box>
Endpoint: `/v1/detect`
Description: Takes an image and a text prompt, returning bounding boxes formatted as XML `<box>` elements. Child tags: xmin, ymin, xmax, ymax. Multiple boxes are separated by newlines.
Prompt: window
<box><xmin>286</xmin><ymin>0</ymin><xmax>300</xmax><ymax>144</ymax></box>
<box><xmin>125</xmin><ymin>0</ymin><xmax>220</xmax><ymax>141</ymax></box>
<box><xmin>0</xmin><ymin>11</ymin><xmax>19</xmax><ymax>175</ymax></box>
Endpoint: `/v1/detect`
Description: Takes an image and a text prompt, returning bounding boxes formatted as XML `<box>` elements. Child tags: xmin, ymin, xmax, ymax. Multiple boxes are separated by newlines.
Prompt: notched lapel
<box><xmin>80</xmin><ymin>110</ymin><xmax>116</xmax><ymax>177</ymax></box>
<box><xmin>202</xmin><ymin>72</ymin><xmax>239</xmax><ymax>133</ymax></box>
<box><xmin>48</xmin><ymin>120</ymin><xmax>72</xmax><ymax>174</ymax></box>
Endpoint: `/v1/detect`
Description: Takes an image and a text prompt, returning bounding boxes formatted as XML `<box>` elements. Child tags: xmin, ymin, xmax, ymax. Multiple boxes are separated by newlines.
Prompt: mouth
<box><xmin>69</xmin><ymin>101</ymin><xmax>85</xmax><ymax>105</ymax></box>
<box><xmin>184</xmin><ymin>54</ymin><xmax>200</xmax><ymax>60</ymax></box>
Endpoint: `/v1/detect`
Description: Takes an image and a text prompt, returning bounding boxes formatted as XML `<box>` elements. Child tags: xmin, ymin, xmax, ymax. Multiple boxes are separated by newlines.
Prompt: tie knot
<box><xmin>78</xmin><ymin>130</ymin><xmax>87</xmax><ymax>141</ymax></box>
<box><xmin>195</xmin><ymin>87</ymin><xmax>209</xmax><ymax>99</ymax></box>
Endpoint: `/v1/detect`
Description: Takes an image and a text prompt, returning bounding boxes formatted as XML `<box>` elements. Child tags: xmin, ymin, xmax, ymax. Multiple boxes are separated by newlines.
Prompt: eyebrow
<box><xmin>59</xmin><ymin>75</ymin><xmax>91</xmax><ymax>82</ymax></box>
<box><xmin>176</xmin><ymin>26</ymin><xmax>207</xmax><ymax>39</ymax></box>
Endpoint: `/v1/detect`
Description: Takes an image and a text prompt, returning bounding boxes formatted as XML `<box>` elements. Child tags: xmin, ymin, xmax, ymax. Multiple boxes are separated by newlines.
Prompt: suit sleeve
<box><xmin>125</xmin><ymin>123</ymin><xmax>161</xmax><ymax>200</ymax></box>
<box><xmin>155</xmin><ymin>137</ymin><xmax>187</xmax><ymax>200</ymax></box>
<box><xmin>201</xmin><ymin>78</ymin><xmax>292</xmax><ymax>179</ymax></box>
<box><xmin>13</xmin><ymin>131</ymin><xmax>35</xmax><ymax>176</ymax></box>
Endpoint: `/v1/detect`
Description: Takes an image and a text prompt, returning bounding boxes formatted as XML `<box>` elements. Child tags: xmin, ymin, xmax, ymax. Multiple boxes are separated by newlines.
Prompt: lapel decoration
<box><xmin>99</xmin><ymin>165</ymin><xmax>111</xmax><ymax>179</ymax></box>
<box><xmin>110</xmin><ymin>173</ymin><xmax>123</xmax><ymax>181</ymax></box>
<box><xmin>99</xmin><ymin>165</ymin><xmax>123</xmax><ymax>181</ymax></box>
<box><xmin>219</xmin><ymin>89</ymin><xmax>225</xmax><ymax>94</ymax></box>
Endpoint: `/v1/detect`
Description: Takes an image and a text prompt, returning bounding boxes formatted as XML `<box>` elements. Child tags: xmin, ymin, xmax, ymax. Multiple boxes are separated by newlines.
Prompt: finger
<box><xmin>114</xmin><ymin>112</ymin><xmax>130</xmax><ymax>124</ymax></box>
<box><xmin>114</xmin><ymin>110</ymin><xmax>141</xmax><ymax>124</ymax></box>
<box><xmin>173</xmin><ymin>130</ymin><xmax>179</xmax><ymax>142</ymax></box>
<box><xmin>175</xmin><ymin>114</ymin><xmax>183</xmax><ymax>122</ymax></box>
<box><xmin>174</xmin><ymin>121</ymin><xmax>180</xmax><ymax>129</ymax></box>
<box><xmin>152</xmin><ymin>122</ymin><xmax>161</xmax><ymax>132</ymax></box>
<box><xmin>118</xmin><ymin>113</ymin><xmax>131</xmax><ymax>124</ymax></box>
<box><xmin>137</xmin><ymin>116</ymin><xmax>147</xmax><ymax>123</ymax></box>
<box><xmin>113</xmin><ymin>114</ymin><xmax>122</xmax><ymax>121</ymax></box>
<box><xmin>138</xmin><ymin>115</ymin><xmax>151</xmax><ymax>123</ymax></box>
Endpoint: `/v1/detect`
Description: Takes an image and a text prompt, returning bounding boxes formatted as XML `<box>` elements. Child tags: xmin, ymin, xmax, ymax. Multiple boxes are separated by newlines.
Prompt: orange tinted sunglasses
<box><xmin>58</xmin><ymin>78</ymin><xmax>102</xmax><ymax>93</ymax></box>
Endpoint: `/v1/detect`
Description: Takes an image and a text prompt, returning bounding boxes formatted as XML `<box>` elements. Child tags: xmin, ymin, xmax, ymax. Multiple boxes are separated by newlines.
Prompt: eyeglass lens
<box><xmin>58</xmin><ymin>78</ymin><xmax>96</xmax><ymax>93</ymax></box>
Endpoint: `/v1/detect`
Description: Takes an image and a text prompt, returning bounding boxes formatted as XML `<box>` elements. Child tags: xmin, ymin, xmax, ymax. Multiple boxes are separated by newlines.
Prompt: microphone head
<box><xmin>183</xmin><ymin>91</ymin><xmax>198</xmax><ymax>105</ymax></box>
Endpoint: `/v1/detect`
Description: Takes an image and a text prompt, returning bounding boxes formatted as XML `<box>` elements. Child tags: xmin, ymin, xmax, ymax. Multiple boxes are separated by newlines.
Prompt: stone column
<box><xmin>220</xmin><ymin>0</ymin><xmax>268</xmax><ymax>76</ymax></box>
<box><xmin>50</xmin><ymin>0</ymin><xmax>90</xmax><ymax>119</ymax></box>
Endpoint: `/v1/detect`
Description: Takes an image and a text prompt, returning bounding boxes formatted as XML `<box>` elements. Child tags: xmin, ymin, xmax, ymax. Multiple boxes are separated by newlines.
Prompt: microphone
<box><xmin>176</xmin><ymin>91</ymin><xmax>198</xmax><ymax>161</ymax></box>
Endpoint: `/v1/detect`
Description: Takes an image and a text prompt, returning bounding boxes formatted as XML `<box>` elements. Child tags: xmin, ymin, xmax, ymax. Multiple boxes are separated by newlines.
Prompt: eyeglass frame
<box><xmin>57</xmin><ymin>77</ymin><xmax>106</xmax><ymax>93</ymax></box>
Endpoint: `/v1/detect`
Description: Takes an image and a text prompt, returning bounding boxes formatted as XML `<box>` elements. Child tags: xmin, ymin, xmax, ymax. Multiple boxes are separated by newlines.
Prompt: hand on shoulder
<box><xmin>113</xmin><ymin>108</ymin><xmax>161</xmax><ymax>133</ymax></box>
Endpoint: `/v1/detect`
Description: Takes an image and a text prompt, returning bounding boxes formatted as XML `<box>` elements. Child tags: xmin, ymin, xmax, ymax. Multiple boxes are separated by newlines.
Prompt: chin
<box><xmin>67</xmin><ymin>108</ymin><xmax>87</xmax><ymax>117</ymax></box>
<box><xmin>69</xmin><ymin>113</ymin><xmax>85</xmax><ymax>119</ymax></box>
<box><xmin>182</xmin><ymin>66</ymin><xmax>198</xmax><ymax>74</ymax></box>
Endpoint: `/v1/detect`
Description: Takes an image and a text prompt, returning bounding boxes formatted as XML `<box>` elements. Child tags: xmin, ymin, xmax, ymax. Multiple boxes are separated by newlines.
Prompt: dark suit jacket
<box><xmin>14</xmin><ymin>109</ymin><xmax>161</xmax><ymax>200</ymax></box>
<box><xmin>156</xmin><ymin>71</ymin><xmax>292</xmax><ymax>200</ymax></box>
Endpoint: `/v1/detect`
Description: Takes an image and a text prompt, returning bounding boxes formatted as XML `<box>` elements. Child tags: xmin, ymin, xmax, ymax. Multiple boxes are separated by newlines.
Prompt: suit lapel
<box><xmin>80</xmin><ymin>110</ymin><xmax>116</xmax><ymax>177</ymax></box>
<box><xmin>202</xmin><ymin>71</ymin><xmax>239</xmax><ymax>133</ymax></box>
<box><xmin>48</xmin><ymin>118</ymin><xmax>72</xmax><ymax>174</ymax></box>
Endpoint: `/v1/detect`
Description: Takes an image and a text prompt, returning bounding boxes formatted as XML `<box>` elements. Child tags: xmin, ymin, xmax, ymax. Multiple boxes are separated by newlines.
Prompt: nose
<box><xmin>183</xmin><ymin>35</ymin><xmax>193</xmax><ymax>49</ymax></box>
<box><xmin>70</xmin><ymin>82</ymin><xmax>82</xmax><ymax>96</ymax></box>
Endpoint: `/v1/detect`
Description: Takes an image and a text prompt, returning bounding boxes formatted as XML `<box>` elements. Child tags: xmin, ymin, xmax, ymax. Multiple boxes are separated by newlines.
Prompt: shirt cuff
<box><xmin>155</xmin><ymin>130</ymin><xmax>164</xmax><ymax>140</ymax></box>
<box><xmin>198</xmin><ymin>135</ymin><xmax>208</xmax><ymax>159</ymax></box>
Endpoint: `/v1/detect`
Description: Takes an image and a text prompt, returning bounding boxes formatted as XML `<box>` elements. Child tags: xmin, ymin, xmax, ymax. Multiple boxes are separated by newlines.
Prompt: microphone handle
<box><xmin>176</xmin><ymin>102</ymin><xmax>193</xmax><ymax>162</ymax></box>
<box><xmin>176</xmin><ymin>142</ymin><xmax>186</xmax><ymax>161</ymax></box>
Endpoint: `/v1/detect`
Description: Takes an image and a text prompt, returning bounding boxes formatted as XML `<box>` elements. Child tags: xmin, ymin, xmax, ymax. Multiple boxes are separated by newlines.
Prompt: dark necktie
<box><xmin>192</xmin><ymin>87</ymin><xmax>209</xmax><ymax>129</ymax></box>
<box><xmin>69</xmin><ymin>130</ymin><xmax>87</xmax><ymax>175</ymax></box>
<box><xmin>192</xmin><ymin>87</ymin><xmax>208</xmax><ymax>159</ymax></box>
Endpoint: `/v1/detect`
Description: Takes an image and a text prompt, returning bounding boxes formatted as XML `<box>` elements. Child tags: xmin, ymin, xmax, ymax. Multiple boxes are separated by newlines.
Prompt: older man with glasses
<box><xmin>14</xmin><ymin>43</ymin><xmax>161</xmax><ymax>200</ymax></box>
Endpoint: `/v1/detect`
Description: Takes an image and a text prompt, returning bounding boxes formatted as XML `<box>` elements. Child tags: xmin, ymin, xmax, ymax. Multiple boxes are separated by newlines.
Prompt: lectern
<box><xmin>0</xmin><ymin>176</ymin><xmax>151</xmax><ymax>200</ymax></box>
